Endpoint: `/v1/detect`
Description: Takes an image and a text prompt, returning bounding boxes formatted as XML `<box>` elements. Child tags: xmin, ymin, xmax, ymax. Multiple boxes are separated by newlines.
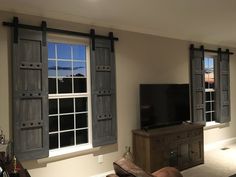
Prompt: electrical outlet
<box><xmin>98</xmin><ymin>155</ymin><xmax>104</xmax><ymax>163</ymax></box>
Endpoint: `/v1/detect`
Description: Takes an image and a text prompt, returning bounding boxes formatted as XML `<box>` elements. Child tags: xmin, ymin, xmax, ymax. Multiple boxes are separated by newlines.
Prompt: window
<box><xmin>190</xmin><ymin>45</ymin><xmax>230</xmax><ymax>125</ymax></box>
<box><xmin>48</xmin><ymin>40</ymin><xmax>92</xmax><ymax>154</ymax></box>
<box><xmin>204</xmin><ymin>56</ymin><xmax>215</xmax><ymax>122</ymax></box>
<box><xmin>12</xmin><ymin>27</ymin><xmax>117</xmax><ymax>161</ymax></box>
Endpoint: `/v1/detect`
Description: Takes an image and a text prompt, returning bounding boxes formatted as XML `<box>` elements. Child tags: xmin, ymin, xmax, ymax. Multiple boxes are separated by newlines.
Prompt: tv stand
<box><xmin>132</xmin><ymin>123</ymin><xmax>204</xmax><ymax>172</ymax></box>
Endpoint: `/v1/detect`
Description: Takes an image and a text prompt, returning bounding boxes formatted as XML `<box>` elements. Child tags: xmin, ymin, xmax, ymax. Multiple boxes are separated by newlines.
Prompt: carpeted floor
<box><xmin>182</xmin><ymin>143</ymin><xmax>236</xmax><ymax>177</ymax></box>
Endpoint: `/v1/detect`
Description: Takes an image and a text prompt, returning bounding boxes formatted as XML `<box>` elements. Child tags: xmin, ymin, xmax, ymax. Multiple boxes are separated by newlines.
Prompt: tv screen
<box><xmin>140</xmin><ymin>84</ymin><xmax>190</xmax><ymax>129</ymax></box>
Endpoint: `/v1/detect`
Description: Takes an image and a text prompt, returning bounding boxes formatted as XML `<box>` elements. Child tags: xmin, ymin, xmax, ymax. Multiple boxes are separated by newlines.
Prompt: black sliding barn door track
<box><xmin>3</xmin><ymin>17</ymin><xmax>118</xmax><ymax>51</ymax></box>
<box><xmin>190</xmin><ymin>44</ymin><xmax>234</xmax><ymax>55</ymax></box>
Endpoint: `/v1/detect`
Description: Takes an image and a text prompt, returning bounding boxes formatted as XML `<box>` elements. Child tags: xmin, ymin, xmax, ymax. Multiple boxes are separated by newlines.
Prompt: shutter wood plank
<box><xmin>91</xmin><ymin>39</ymin><xmax>117</xmax><ymax>147</ymax></box>
<box><xmin>215</xmin><ymin>52</ymin><xmax>231</xmax><ymax>123</ymax></box>
<box><xmin>190</xmin><ymin>47</ymin><xmax>205</xmax><ymax>124</ymax></box>
<box><xmin>12</xmin><ymin>28</ymin><xmax>49</xmax><ymax>161</ymax></box>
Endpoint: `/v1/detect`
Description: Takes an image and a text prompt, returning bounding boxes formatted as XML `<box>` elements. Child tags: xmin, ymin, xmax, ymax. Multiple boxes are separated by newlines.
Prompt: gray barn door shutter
<box><xmin>215</xmin><ymin>50</ymin><xmax>231</xmax><ymax>123</ymax></box>
<box><xmin>190</xmin><ymin>45</ymin><xmax>205</xmax><ymax>124</ymax></box>
<box><xmin>90</xmin><ymin>38</ymin><xmax>117</xmax><ymax>147</ymax></box>
<box><xmin>12</xmin><ymin>28</ymin><xmax>49</xmax><ymax>160</ymax></box>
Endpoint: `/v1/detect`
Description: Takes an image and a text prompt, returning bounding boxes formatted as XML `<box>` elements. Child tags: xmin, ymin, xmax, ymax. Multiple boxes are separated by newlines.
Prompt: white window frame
<box><xmin>47</xmin><ymin>34</ymin><xmax>92</xmax><ymax>157</ymax></box>
<box><xmin>204</xmin><ymin>52</ymin><xmax>218</xmax><ymax>127</ymax></box>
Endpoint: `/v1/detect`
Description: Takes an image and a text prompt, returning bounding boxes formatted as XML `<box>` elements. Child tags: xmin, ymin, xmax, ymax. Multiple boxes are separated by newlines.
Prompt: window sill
<box><xmin>37</xmin><ymin>145</ymin><xmax>100</xmax><ymax>164</ymax></box>
<box><xmin>204</xmin><ymin>121</ymin><xmax>228</xmax><ymax>130</ymax></box>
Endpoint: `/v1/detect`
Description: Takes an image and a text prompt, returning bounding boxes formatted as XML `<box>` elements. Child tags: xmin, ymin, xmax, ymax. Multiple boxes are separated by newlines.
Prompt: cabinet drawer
<box><xmin>188</xmin><ymin>129</ymin><xmax>202</xmax><ymax>137</ymax></box>
<box><xmin>167</xmin><ymin>132</ymin><xmax>188</xmax><ymax>142</ymax></box>
<box><xmin>150</xmin><ymin>137</ymin><xmax>166</xmax><ymax>153</ymax></box>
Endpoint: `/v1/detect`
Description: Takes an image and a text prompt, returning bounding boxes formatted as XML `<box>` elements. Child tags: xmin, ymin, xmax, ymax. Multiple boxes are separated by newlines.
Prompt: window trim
<box><xmin>48</xmin><ymin>34</ymin><xmax>93</xmax><ymax>156</ymax></box>
<box><xmin>204</xmin><ymin>54</ymin><xmax>216</xmax><ymax>122</ymax></box>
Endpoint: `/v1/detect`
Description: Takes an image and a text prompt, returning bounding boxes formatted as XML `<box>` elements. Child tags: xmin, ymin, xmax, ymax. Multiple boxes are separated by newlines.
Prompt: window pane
<box><xmin>49</xmin><ymin>78</ymin><xmax>57</xmax><ymax>94</ymax></box>
<box><xmin>209</xmin><ymin>82</ymin><xmax>214</xmax><ymax>88</ymax></box>
<box><xmin>206</xmin><ymin>102</ymin><xmax>211</xmax><ymax>112</ymax></box>
<box><xmin>212</xmin><ymin>92</ymin><xmax>215</xmax><ymax>100</ymax></box>
<box><xmin>206</xmin><ymin>113</ymin><xmax>211</xmax><ymax>122</ymax></box>
<box><xmin>49</xmin><ymin>133</ymin><xmax>58</xmax><ymax>149</ymax></box>
<box><xmin>49</xmin><ymin>99</ymin><xmax>58</xmax><ymax>115</ymax></box>
<box><xmin>60</xmin><ymin>98</ymin><xmax>74</xmax><ymax>114</ymax></box>
<box><xmin>76</xmin><ymin>113</ymin><xmax>88</xmax><ymax>128</ymax></box>
<box><xmin>75</xmin><ymin>98</ymin><xmax>87</xmax><ymax>112</ymax></box>
<box><xmin>73</xmin><ymin>45</ymin><xmax>86</xmax><ymax>60</ymax></box>
<box><xmin>60</xmin><ymin>131</ymin><xmax>74</xmax><ymax>147</ymax></box>
<box><xmin>74</xmin><ymin>78</ymin><xmax>87</xmax><ymax>93</ymax></box>
<box><xmin>58</xmin><ymin>78</ymin><xmax>72</xmax><ymax>93</ymax></box>
<box><xmin>205</xmin><ymin>92</ymin><xmax>210</xmax><ymax>101</ymax></box>
<box><xmin>209</xmin><ymin>58</ymin><xmax>214</xmax><ymax>69</ymax></box>
<box><xmin>57</xmin><ymin>43</ymin><xmax>71</xmax><ymax>59</ymax></box>
<box><xmin>76</xmin><ymin>129</ymin><xmax>88</xmax><ymax>145</ymax></box>
<box><xmin>49</xmin><ymin>116</ymin><xmax>58</xmax><ymax>132</ymax></box>
<box><xmin>48</xmin><ymin>43</ymin><xmax>55</xmax><ymax>58</ymax></box>
<box><xmin>212</xmin><ymin>102</ymin><xmax>215</xmax><ymax>111</ymax></box>
<box><xmin>60</xmin><ymin>114</ymin><xmax>74</xmax><ymax>130</ymax></box>
<box><xmin>212</xmin><ymin>112</ymin><xmax>216</xmax><ymax>121</ymax></box>
<box><xmin>58</xmin><ymin>61</ymin><xmax>72</xmax><ymax>77</ymax></box>
<box><xmin>204</xmin><ymin>59</ymin><xmax>209</xmax><ymax>69</ymax></box>
<box><xmin>48</xmin><ymin>60</ymin><xmax>56</xmax><ymax>77</ymax></box>
<box><xmin>73</xmin><ymin>62</ymin><xmax>86</xmax><ymax>77</ymax></box>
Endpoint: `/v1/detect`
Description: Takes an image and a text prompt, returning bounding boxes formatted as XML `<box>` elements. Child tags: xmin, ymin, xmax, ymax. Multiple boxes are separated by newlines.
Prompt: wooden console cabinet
<box><xmin>132</xmin><ymin>123</ymin><xmax>204</xmax><ymax>172</ymax></box>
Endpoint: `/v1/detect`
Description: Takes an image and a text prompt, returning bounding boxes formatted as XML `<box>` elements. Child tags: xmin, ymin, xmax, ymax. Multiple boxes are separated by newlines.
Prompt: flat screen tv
<box><xmin>140</xmin><ymin>84</ymin><xmax>190</xmax><ymax>129</ymax></box>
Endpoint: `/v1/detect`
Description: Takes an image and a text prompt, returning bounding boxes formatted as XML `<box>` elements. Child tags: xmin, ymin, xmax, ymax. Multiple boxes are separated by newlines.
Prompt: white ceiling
<box><xmin>1</xmin><ymin>0</ymin><xmax>236</xmax><ymax>47</ymax></box>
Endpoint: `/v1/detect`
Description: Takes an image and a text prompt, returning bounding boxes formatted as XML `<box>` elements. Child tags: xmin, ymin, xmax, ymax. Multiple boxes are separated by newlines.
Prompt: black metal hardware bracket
<box><xmin>190</xmin><ymin>44</ymin><xmax>233</xmax><ymax>55</ymax></box>
<box><xmin>90</xmin><ymin>29</ymin><xmax>96</xmax><ymax>51</ymax></box>
<box><xmin>3</xmin><ymin>17</ymin><xmax>119</xmax><ymax>43</ymax></box>
<box><xmin>13</xmin><ymin>17</ymin><xmax>19</xmax><ymax>43</ymax></box>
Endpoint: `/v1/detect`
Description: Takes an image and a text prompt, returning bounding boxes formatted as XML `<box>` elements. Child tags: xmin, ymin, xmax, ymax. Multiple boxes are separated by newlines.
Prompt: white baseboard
<box><xmin>204</xmin><ymin>137</ymin><xmax>236</xmax><ymax>151</ymax></box>
<box><xmin>90</xmin><ymin>170</ymin><xmax>115</xmax><ymax>177</ymax></box>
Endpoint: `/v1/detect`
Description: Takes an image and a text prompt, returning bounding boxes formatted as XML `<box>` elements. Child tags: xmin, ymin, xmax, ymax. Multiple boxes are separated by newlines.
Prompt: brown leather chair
<box><xmin>107</xmin><ymin>158</ymin><xmax>183</xmax><ymax>177</ymax></box>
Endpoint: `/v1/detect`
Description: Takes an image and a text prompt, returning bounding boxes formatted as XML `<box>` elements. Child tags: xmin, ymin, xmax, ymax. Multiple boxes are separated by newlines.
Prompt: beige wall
<box><xmin>0</xmin><ymin>11</ymin><xmax>236</xmax><ymax>177</ymax></box>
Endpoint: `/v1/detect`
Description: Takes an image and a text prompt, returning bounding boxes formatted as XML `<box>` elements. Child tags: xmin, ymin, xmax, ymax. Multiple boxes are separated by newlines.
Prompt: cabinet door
<box><xmin>150</xmin><ymin>136</ymin><xmax>166</xmax><ymax>172</ymax></box>
<box><xmin>167</xmin><ymin>144</ymin><xmax>179</xmax><ymax>169</ymax></box>
<box><xmin>190</xmin><ymin>139</ymin><xmax>204</xmax><ymax>164</ymax></box>
<box><xmin>178</xmin><ymin>142</ymin><xmax>191</xmax><ymax>170</ymax></box>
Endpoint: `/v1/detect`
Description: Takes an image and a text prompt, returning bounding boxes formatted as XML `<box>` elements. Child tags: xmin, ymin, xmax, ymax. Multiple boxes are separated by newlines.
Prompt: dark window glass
<box><xmin>212</xmin><ymin>92</ymin><xmax>215</xmax><ymax>100</ymax></box>
<box><xmin>49</xmin><ymin>133</ymin><xmax>58</xmax><ymax>149</ymax></box>
<box><xmin>49</xmin><ymin>78</ymin><xmax>56</xmax><ymax>94</ymax></box>
<box><xmin>48</xmin><ymin>60</ymin><xmax>56</xmax><ymax>77</ymax></box>
<box><xmin>206</xmin><ymin>113</ymin><xmax>211</xmax><ymax>121</ymax></box>
<box><xmin>75</xmin><ymin>98</ymin><xmax>87</xmax><ymax>112</ymax></box>
<box><xmin>60</xmin><ymin>98</ymin><xmax>74</xmax><ymax>113</ymax></box>
<box><xmin>206</xmin><ymin>102</ymin><xmax>211</xmax><ymax>112</ymax></box>
<box><xmin>212</xmin><ymin>102</ymin><xmax>215</xmax><ymax>111</ymax></box>
<box><xmin>60</xmin><ymin>131</ymin><xmax>74</xmax><ymax>147</ymax></box>
<box><xmin>48</xmin><ymin>43</ymin><xmax>55</xmax><ymax>58</ymax></box>
<box><xmin>49</xmin><ymin>99</ymin><xmax>58</xmax><ymax>115</ymax></box>
<box><xmin>58</xmin><ymin>61</ymin><xmax>72</xmax><ymax>77</ymax></box>
<box><xmin>73</xmin><ymin>62</ymin><xmax>86</xmax><ymax>77</ymax></box>
<box><xmin>212</xmin><ymin>112</ymin><xmax>216</xmax><ymax>121</ymax></box>
<box><xmin>57</xmin><ymin>43</ymin><xmax>71</xmax><ymax>59</ymax></box>
<box><xmin>58</xmin><ymin>78</ymin><xmax>72</xmax><ymax>93</ymax></box>
<box><xmin>205</xmin><ymin>92</ymin><xmax>210</xmax><ymax>101</ymax></box>
<box><xmin>209</xmin><ymin>83</ymin><xmax>214</xmax><ymax>88</ymax></box>
<box><xmin>60</xmin><ymin>114</ymin><xmax>74</xmax><ymax>130</ymax></box>
<box><xmin>74</xmin><ymin>78</ymin><xmax>87</xmax><ymax>93</ymax></box>
<box><xmin>76</xmin><ymin>113</ymin><xmax>88</xmax><ymax>128</ymax></box>
<box><xmin>73</xmin><ymin>45</ymin><xmax>86</xmax><ymax>60</ymax></box>
<box><xmin>49</xmin><ymin>116</ymin><xmax>58</xmax><ymax>132</ymax></box>
<box><xmin>76</xmin><ymin>129</ymin><xmax>88</xmax><ymax>145</ymax></box>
